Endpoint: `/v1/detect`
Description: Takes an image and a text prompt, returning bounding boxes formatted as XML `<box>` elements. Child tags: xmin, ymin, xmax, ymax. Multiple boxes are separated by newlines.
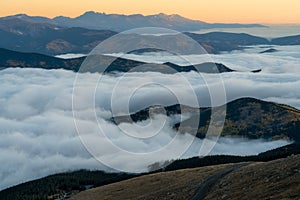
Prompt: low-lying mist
<box><xmin>0</xmin><ymin>67</ymin><xmax>295</xmax><ymax>190</ymax></box>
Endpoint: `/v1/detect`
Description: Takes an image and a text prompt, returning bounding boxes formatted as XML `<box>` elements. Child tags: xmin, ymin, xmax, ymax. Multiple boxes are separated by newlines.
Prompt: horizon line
<box><xmin>1</xmin><ymin>11</ymin><xmax>300</xmax><ymax>26</ymax></box>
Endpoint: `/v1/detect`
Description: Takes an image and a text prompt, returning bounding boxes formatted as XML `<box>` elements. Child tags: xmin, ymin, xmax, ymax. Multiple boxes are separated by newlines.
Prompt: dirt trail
<box><xmin>190</xmin><ymin>163</ymin><xmax>250</xmax><ymax>200</ymax></box>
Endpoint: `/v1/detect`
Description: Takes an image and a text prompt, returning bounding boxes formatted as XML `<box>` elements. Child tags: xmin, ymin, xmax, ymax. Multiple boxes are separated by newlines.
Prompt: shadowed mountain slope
<box><xmin>113</xmin><ymin>98</ymin><xmax>300</xmax><ymax>141</ymax></box>
<box><xmin>0</xmin><ymin>17</ymin><xmax>269</xmax><ymax>55</ymax></box>
<box><xmin>0</xmin><ymin>18</ymin><xmax>116</xmax><ymax>55</ymax></box>
<box><xmin>0</xmin><ymin>48</ymin><xmax>245</xmax><ymax>74</ymax></box>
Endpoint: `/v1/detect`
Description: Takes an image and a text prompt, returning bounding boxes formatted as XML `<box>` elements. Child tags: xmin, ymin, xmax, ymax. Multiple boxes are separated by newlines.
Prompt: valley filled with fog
<box><xmin>1</xmin><ymin>43</ymin><xmax>299</xmax><ymax>190</ymax></box>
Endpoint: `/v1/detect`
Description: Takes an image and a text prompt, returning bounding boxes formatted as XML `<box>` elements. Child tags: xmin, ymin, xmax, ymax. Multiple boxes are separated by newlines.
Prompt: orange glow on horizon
<box><xmin>0</xmin><ymin>0</ymin><xmax>300</xmax><ymax>24</ymax></box>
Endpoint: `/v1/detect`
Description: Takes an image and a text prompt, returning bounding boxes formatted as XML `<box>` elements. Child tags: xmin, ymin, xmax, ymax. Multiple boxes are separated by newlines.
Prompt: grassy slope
<box><xmin>70</xmin><ymin>155</ymin><xmax>300</xmax><ymax>200</ymax></box>
<box><xmin>115</xmin><ymin>97</ymin><xmax>300</xmax><ymax>141</ymax></box>
<box><xmin>0</xmin><ymin>143</ymin><xmax>299</xmax><ymax>200</ymax></box>
<box><xmin>205</xmin><ymin>155</ymin><xmax>300</xmax><ymax>200</ymax></box>
<box><xmin>70</xmin><ymin>164</ymin><xmax>231</xmax><ymax>200</ymax></box>
<box><xmin>175</xmin><ymin>98</ymin><xmax>300</xmax><ymax>141</ymax></box>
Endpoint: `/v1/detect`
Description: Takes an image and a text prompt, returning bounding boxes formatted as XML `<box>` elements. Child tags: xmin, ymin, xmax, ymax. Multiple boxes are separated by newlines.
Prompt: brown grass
<box><xmin>71</xmin><ymin>155</ymin><xmax>300</xmax><ymax>200</ymax></box>
<box><xmin>70</xmin><ymin>164</ymin><xmax>232</xmax><ymax>200</ymax></box>
<box><xmin>204</xmin><ymin>155</ymin><xmax>300</xmax><ymax>200</ymax></box>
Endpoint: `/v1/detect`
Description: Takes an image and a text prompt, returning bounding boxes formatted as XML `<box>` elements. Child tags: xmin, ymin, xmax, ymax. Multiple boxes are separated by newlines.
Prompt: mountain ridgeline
<box><xmin>0</xmin><ymin>18</ymin><xmax>117</xmax><ymax>55</ymax></box>
<box><xmin>0</xmin><ymin>15</ymin><xmax>300</xmax><ymax>55</ymax></box>
<box><xmin>0</xmin><ymin>48</ymin><xmax>261</xmax><ymax>74</ymax></box>
<box><xmin>1</xmin><ymin>12</ymin><xmax>300</xmax><ymax>200</ymax></box>
<box><xmin>112</xmin><ymin>98</ymin><xmax>300</xmax><ymax>142</ymax></box>
<box><xmin>2</xmin><ymin>12</ymin><xmax>265</xmax><ymax>32</ymax></box>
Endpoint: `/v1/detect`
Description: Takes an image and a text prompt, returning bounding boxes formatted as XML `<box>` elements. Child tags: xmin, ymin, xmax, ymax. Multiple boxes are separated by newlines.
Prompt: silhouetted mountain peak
<box><xmin>2</xmin><ymin>13</ymin><xmax>54</xmax><ymax>24</ymax></box>
<box><xmin>77</xmin><ymin>11</ymin><xmax>106</xmax><ymax>19</ymax></box>
<box><xmin>14</xmin><ymin>14</ymin><xmax>29</xmax><ymax>18</ymax></box>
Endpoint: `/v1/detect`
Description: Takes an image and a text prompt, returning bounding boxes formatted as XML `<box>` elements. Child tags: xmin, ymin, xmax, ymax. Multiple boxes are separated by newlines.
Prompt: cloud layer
<box><xmin>0</xmin><ymin>64</ymin><xmax>296</xmax><ymax>190</ymax></box>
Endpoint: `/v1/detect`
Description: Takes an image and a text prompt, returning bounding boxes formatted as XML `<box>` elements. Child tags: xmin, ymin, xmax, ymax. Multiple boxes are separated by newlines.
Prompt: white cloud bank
<box><xmin>55</xmin><ymin>53</ymin><xmax>86</xmax><ymax>59</ymax></box>
<box><xmin>109</xmin><ymin>45</ymin><xmax>300</xmax><ymax>74</ymax></box>
<box><xmin>0</xmin><ymin>65</ymin><xmax>296</xmax><ymax>190</ymax></box>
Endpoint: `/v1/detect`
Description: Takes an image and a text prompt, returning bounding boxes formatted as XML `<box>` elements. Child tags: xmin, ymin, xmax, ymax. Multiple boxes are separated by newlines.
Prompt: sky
<box><xmin>1</xmin><ymin>0</ymin><xmax>300</xmax><ymax>24</ymax></box>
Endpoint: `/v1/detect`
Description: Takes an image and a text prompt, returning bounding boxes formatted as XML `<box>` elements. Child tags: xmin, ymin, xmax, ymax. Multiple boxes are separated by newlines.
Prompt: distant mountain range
<box><xmin>1</xmin><ymin>48</ymin><xmax>260</xmax><ymax>74</ymax></box>
<box><xmin>2</xmin><ymin>12</ymin><xmax>265</xmax><ymax>32</ymax></box>
<box><xmin>0</xmin><ymin>18</ymin><xmax>117</xmax><ymax>55</ymax></box>
<box><xmin>0</xmin><ymin>16</ymin><xmax>299</xmax><ymax>56</ymax></box>
<box><xmin>113</xmin><ymin>97</ymin><xmax>300</xmax><ymax>142</ymax></box>
<box><xmin>272</xmin><ymin>34</ymin><xmax>300</xmax><ymax>45</ymax></box>
<box><xmin>186</xmin><ymin>32</ymin><xmax>270</xmax><ymax>53</ymax></box>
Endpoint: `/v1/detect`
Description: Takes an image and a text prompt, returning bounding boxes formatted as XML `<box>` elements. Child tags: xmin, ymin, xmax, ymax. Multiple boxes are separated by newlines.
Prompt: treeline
<box><xmin>0</xmin><ymin>170</ymin><xmax>135</xmax><ymax>200</ymax></box>
<box><xmin>163</xmin><ymin>142</ymin><xmax>300</xmax><ymax>171</ymax></box>
<box><xmin>0</xmin><ymin>143</ymin><xmax>299</xmax><ymax>200</ymax></box>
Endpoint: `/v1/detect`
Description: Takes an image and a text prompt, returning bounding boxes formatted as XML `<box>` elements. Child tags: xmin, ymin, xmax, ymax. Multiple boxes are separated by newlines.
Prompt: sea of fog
<box><xmin>105</xmin><ymin>45</ymin><xmax>300</xmax><ymax>109</ymax></box>
<box><xmin>1</xmin><ymin>44</ymin><xmax>300</xmax><ymax>190</ymax></box>
<box><xmin>192</xmin><ymin>25</ymin><xmax>300</xmax><ymax>39</ymax></box>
